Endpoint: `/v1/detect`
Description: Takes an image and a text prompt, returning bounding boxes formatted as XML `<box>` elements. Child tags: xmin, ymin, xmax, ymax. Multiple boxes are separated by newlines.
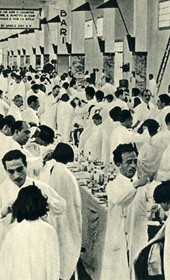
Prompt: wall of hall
<box><xmin>0</xmin><ymin>0</ymin><xmax>169</xmax><ymax>94</ymax></box>
<box><xmin>83</xmin><ymin>0</ymin><xmax>134</xmax><ymax>83</ymax></box>
<box><xmin>147</xmin><ymin>0</ymin><xmax>170</xmax><ymax>93</ymax></box>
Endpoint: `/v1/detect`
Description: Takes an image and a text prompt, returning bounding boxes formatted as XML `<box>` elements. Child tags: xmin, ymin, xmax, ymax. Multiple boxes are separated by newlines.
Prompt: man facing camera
<box><xmin>0</xmin><ymin>150</ymin><xmax>66</xmax><ymax>248</ymax></box>
<box><xmin>101</xmin><ymin>143</ymin><xmax>149</xmax><ymax>280</ymax></box>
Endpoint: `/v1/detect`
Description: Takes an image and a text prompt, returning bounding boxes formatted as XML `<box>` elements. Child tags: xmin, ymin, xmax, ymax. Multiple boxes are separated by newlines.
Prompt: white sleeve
<box><xmin>106</xmin><ymin>181</ymin><xmax>137</xmax><ymax>207</ymax></box>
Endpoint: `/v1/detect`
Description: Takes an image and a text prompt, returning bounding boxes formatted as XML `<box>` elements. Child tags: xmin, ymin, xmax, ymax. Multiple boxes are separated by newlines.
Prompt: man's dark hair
<box><xmin>149</xmin><ymin>74</ymin><xmax>153</xmax><ymax>79</ymax></box>
<box><xmin>11</xmin><ymin>120</ymin><xmax>25</xmax><ymax>135</ymax></box>
<box><xmin>113</xmin><ymin>143</ymin><xmax>138</xmax><ymax>165</ymax></box>
<box><xmin>115</xmin><ymin>89</ymin><xmax>124</xmax><ymax>99</ymax></box>
<box><xmin>2</xmin><ymin>149</ymin><xmax>27</xmax><ymax>170</ymax></box>
<box><xmin>27</xmin><ymin>95</ymin><xmax>39</xmax><ymax>105</ymax></box>
<box><xmin>132</xmin><ymin>88</ymin><xmax>141</xmax><ymax>97</ymax></box>
<box><xmin>12</xmin><ymin>185</ymin><xmax>49</xmax><ymax>223</ymax></box>
<box><xmin>0</xmin><ymin>115</ymin><xmax>15</xmax><ymax>130</ymax></box>
<box><xmin>39</xmin><ymin>83</ymin><xmax>46</xmax><ymax>92</ymax></box>
<box><xmin>53</xmin><ymin>84</ymin><xmax>60</xmax><ymax>91</ymax></box>
<box><xmin>109</xmin><ymin>106</ymin><xmax>121</xmax><ymax>121</ymax></box>
<box><xmin>165</xmin><ymin>113</ymin><xmax>170</xmax><ymax>124</ymax></box>
<box><xmin>60</xmin><ymin>74</ymin><xmax>65</xmax><ymax>81</ymax></box>
<box><xmin>145</xmin><ymin>119</ymin><xmax>160</xmax><ymax>136</ymax></box>
<box><xmin>119</xmin><ymin>110</ymin><xmax>132</xmax><ymax>123</ymax></box>
<box><xmin>92</xmin><ymin>113</ymin><xmax>102</xmax><ymax>121</ymax></box>
<box><xmin>27</xmin><ymin>75</ymin><xmax>32</xmax><ymax>81</ymax></box>
<box><xmin>70</xmin><ymin>79</ymin><xmax>76</xmax><ymax>87</ymax></box>
<box><xmin>51</xmin><ymin>142</ymin><xmax>74</xmax><ymax>164</ymax></box>
<box><xmin>63</xmin><ymin>82</ymin><xmax>69</xmax><ymax>90</ymax></box>
<box><xmin>141</xmin><ymin>89</ymin><xmax>151</xmax><ymax>97</ymax></box>
<box><xmin>31</xmin><ymin>84</ymin><xmax>39</xmax><ymax>91</ymax></box>
<box><xmin>95</xmin><ymin>90</ymin><xmax>104</xmax><ymax>102</ymax></box>
<box><xmin>105</xmin><ymin>77</ymin><xmax>111</xmax><ymax>83</ymax></box>
<box><xmin>36</xmin><ymin>125</ymin><xmax>54</xmax><ymax>145</ymax></box>
<box><xmin>159</xmin><ymin>94</ymin><xmax>170</xmax><ymax>106</ymax></box>
<box><xmin>60</xmin><ymin>94</ymin><xmax>70</xmax><ymax>102</ymax></box>
<box><xmin>154</xmin><ymin>181</ymin><xmax>170</xmax><ymax>204</ymax></box>
<box><xmin>85</xmin><ymin>86</ymin><xmax>95</xmax><ymax>99</ymax></box>
<box><xmin>105</xmin><ymin>94</ymin><xmax>114</xmax><ymax>102</ymax></box>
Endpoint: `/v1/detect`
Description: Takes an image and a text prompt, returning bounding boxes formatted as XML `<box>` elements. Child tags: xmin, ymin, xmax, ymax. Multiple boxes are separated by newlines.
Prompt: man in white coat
<box><xmin>39</xmin><ymin>142</ymin><xmax>82</xmax><ymax>280</ymax></box>
<box><xmin>21</xmin><ymin>95</ymin><xmax>40</xmax><ymax>126</ymax></box>
<box><xmin>0</xmin><ymin>149</ymin><xmax>66</xmax><ymax>250</ymax></box>
<box><xmin>101</xmin><ymin>143</ymin><xmax>148</xmax><ymax>280</ymax></box>
<box><xmin>7</xmin><ymin>95</ymin><xmax>23</xmax><ymax>121</ymax></box>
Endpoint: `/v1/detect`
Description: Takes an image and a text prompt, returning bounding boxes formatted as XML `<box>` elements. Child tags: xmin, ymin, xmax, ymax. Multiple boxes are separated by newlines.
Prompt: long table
<box><xmin>79</xmin><ymin>185</ymin><xmax>107</xmax><ymax>280</ymax></box>
<box><xmin>69</xmin><ymin>165</ymin><xmax>108</xmax><ymax>280</ymax></box>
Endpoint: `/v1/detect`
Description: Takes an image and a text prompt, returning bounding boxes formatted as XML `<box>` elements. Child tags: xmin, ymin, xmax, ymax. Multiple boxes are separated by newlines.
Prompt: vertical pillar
<box><xmin>114</xmin><ymin>42</ymin><xmax>123</xmax><ymax>88</ymax></box>
<box><xmin>103</xmin><ymin>0</ymin><xmax>115</xmax><ymax>53</ymax></box>
<box><xmin>134</xmin><ymin>0</ymin><xmax>147</xmax><ymax>52</ymax></box>
<box><xmin>71</xmin><ymin>0</ymin><xmax>85</xmax><ymax>54</ymax></box>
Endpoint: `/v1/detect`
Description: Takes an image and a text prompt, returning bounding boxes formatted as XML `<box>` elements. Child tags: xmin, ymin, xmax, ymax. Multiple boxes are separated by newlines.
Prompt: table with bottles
<box><xmin>69</xmin><ymin>150</ymin><xmax>165</xmax><ymax>279</ymax></box>
<box><xmin>69</xmin><ymin>154</ymin><xmax>116</xmax><ymax>280</ymax></box>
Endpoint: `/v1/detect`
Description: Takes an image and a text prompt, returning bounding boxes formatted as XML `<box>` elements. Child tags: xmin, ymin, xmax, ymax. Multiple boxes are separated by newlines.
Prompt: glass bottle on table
<box><xmin>99</xmin><ymin>166</ymin><xmax>104</xmax><ymax>187</ymax></box>
<box><xmin>107</xmin><ymin>161</ymin><xmax>116</xmax><ymax>182</ymax></box>
<box><xmin>88</xmin><ymin>151</ymin><xmax>92</xmax><ymax>162</ymax></box>
<box><xmin>79</xmin><ymin>150</ymin><xmax>86</xmax><ymax>171</ymax></box>
<box><xmin>87</xmin><ymin>151</ymin><xmax>93</xmax><ymax>171</ymax></box>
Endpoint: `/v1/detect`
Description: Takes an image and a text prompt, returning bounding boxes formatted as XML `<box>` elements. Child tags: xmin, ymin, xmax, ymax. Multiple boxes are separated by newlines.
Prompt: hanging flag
<box><xmin>39</xmin><ymin>46</ymin><xmax>44</xmax><ymax>55</ymax></box>
<box><xmin>97</xmin><ymin>38</ymin><xmax>105</xmax><ymax>53</ymax></box>
<box><xmin>40</xmin><ymin>17</ymin><xmax>48</xmax><ymax>25</ymax></box>
<box><xmin>127</xmin><ymin>35</ymin><xmax>135</xmax><ymax>52</ymax></box>
<box><xmin>66</xmin><ymin>42</ymin><xmax>72</xmax><ymax>54</ymax></box>
<box><xmin>27</xmin><ymin>29</ymin><xmax>35</xmax><ymax>34</ymax></box>
<box><xmin>17</xmin><ymin>49</ymin><xmax>21</xmax><ymax>55</ymax></box>
<box><xmin>32</xmin><ymin>47</ymin><xmax>36</xmax><ymax>55</ymax></box>
<box><xmin>96</xmin><ymin>0</ymin><xmax>118</xmax><ymax>9</ymax></box>
<box><xmin>52</xmin><ymin>44</ymin><xmax>58</xmax><ymax>55</ymax></box>
<box><xmin>20</xmin><ymin>29</ymin><xmax>28</xmax><ymax>35</ymax></box>
<box><xmin>22</xmin><ymin>49</ymin><xmax>26</xmax><ymax>55</ymax></box>
<box><xmin>47</xmin><ymin>15</ymin><xmax>61</xmax><ymax>23</ymax></box>
<box><xmin>9</xmin><ymin>33</ymin><xmax>19</xmax><ymax>39</ymax></box>
<box><xmin>72</xmin><ymin>2</ymin><xmax>91</xmax><ymax>12</ymax></box>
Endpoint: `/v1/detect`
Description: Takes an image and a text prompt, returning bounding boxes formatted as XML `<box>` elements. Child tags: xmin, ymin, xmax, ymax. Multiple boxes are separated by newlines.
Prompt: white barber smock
<box><xmin>40</xmin><ymin>160</ymin><xmax>82</xmax><ymax>280</ymax></box>
<box><xmin>101</xmin><ymin>173</ymin><xmax>148</xmax><ymax>280</ymax></box>
<box><xmin>0</xmin><ymin>176</ymin><xmax>66</xmax><ymax>249</ymax></box>
<box><xmin>0</xmin><ymin>219</ymin><xmax>60</xmax><ymax>280</ymax></box>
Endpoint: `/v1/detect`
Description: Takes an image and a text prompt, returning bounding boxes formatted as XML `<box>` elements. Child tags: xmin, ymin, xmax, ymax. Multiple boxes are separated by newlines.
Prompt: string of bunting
<box><xmin>0</xmin><ymin>3</ymin><xmax>135</xmax><ymax>55</ymax></box>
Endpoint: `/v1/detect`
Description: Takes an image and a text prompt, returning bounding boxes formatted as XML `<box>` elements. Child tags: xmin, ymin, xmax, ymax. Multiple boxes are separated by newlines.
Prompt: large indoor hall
<box><xmin>0</xmin><ymin>0</ymin><xmax>169</xmax><ymax>279</ymax></box>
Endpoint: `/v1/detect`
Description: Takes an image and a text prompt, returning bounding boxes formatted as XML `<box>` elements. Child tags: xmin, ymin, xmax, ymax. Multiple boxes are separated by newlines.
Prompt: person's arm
<box><xmin>38</xmin><ymin>182</ymin><xmax>66</xmax><ymax>216</ymax></box>
<box><xmin>0</xmin><ymin>201</ymin><xmax>13</xmax><ymax>219</ymax></box>
<box><xmin>133</xmin><ymin>176</ymin><xmax>149</xmax><ymax>189</ymax></box>
<box><xmin>106</xmin><ymin>181</ymin><xmax>137</xmax><ymax>207</ymax></box>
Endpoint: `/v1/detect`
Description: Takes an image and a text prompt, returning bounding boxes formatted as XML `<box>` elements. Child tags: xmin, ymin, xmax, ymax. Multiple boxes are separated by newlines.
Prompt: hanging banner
<box><xmin>0</xmin><ymin>9</ymin><xmax>41</xmax><ymax>29</ymax></box>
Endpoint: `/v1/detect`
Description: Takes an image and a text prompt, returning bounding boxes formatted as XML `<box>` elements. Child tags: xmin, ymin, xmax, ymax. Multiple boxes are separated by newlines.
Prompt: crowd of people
<box><xmin>0</xmin><ymin>62</ymin><xmax>169</xmax><ymax>279</ymax></box>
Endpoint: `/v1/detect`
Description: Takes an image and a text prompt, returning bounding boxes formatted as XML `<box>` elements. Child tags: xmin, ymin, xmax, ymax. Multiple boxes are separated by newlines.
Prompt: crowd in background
<box><xmin>0</xmin><ymin>62</ymin><xmax>169</xmax><ymax>279</ymax></box>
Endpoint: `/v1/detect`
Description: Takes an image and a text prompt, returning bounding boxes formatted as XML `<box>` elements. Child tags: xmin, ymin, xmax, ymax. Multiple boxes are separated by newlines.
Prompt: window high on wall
<box><xmin>159</xmin><ymin>0</ymin><xmax>170</xmax><ymax>29</ymax></box>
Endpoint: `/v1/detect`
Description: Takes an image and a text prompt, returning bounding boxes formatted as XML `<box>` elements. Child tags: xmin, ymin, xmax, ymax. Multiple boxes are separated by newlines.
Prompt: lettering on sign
<box><xmin>60</xmin><ymin>9</ymin><xmax>67</xmax><ymax>44</ymax></box>
<box><xmin>0</xmin><ymin>9</ymin><xmax>40</xmax><ymax>29</ymax></box>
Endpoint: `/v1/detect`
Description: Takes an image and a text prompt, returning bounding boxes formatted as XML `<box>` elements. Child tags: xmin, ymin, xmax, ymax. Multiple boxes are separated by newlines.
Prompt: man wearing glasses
<box><xmin>133</xmin><ymin>89</ymin><xmax>157</xmax><ymax>130</ymax></box>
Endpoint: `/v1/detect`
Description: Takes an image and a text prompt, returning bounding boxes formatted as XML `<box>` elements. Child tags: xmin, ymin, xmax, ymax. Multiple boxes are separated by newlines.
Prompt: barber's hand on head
<box><xmin>48</xmin><ymin>197</ymin><xmax>66</xmax><ymax>216</ymax></box>
<box><xmin>1</xmin><ymin>201</ymin><xmax>14</xmax><ymax>219</ymax></box>
<box><xmin>133</xmin><ymin>176</ymin><xmax>149</xmax><ymax>189</ymax></box>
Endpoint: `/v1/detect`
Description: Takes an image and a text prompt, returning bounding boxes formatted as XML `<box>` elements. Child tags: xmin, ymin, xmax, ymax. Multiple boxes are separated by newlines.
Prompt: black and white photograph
<box><xmin>0</xmin><ymin>0</ymin><xmax>169</xmax><ymax>279</ymax></box>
